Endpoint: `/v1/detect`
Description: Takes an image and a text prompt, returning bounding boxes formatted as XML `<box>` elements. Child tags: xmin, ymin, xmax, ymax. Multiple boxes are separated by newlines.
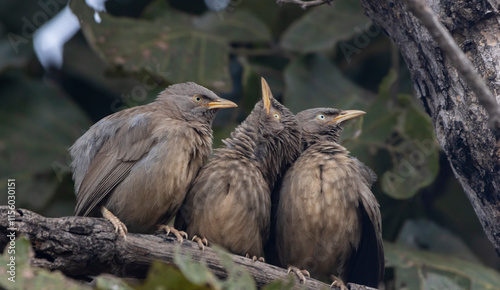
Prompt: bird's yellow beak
<box><xmin>328</xmin><ymin>110</ymin><xmax>366</xmax><ymax>124</ymax></box>
<box><xmin>261</xmin><ymin>77</ymin><xmax>272</xmax><ymax>115</ymax></box>
<box><xmin>205</xmin><ymin>98</ymin><xmax>238</xmax><ymax>109</ymax></box>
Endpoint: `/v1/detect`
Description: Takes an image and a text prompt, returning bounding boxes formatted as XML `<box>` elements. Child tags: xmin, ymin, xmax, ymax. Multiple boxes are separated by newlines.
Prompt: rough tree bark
<box><xmin>358</xmin><ymin>0</ymin><xmax>500</xmax><ymax>254</ymax></box>
<box><xmin>0</xmin><ymin>207</ymin><xmax>376</xmax><ymax>289</ymax></box>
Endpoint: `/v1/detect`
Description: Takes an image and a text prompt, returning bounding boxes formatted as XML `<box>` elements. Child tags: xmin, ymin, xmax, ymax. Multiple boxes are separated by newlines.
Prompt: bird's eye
<box><xmin>193</xmin><ymin>95</ymin><xmax>203</xmax><ymax>103</ymax></box>
<box><xmin>273</xmin><ymin>113</ymin><xmax>281</xmax><ymax>120</ymax></box>
<box><xmin>317</xmin><ymin>114</ymin><xmax>326</xmax><ymax>120</ymax></box>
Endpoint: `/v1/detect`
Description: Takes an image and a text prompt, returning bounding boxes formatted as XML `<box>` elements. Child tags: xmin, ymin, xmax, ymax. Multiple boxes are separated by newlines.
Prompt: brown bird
<box><xmin>70</xmin><ymin>82</ymin><xmax>237</xmax><ymax>240</ymax></box>
<box><xmin>272</xmin><ymin>108</ymin><xmax>384</xmax><ymax>288</ymax></box>
<box><xmin>175</xmin><ymin>78</ymin><xmax>301</xmax><ymax>259</ymax></box>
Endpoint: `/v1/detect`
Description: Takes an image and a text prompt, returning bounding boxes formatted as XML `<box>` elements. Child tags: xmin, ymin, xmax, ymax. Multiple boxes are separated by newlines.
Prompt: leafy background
<box><xmin>1</xmin><ymin>0</ymin><xmax>500</xmax><ymax>288</ymax></box>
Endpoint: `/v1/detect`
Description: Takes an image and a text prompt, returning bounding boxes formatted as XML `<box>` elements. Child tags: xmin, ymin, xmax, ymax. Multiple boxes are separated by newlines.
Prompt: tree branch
<box><xmin>0</xmin><ymin>206</ymin><xmax>376</xmax><ymax>289</ymax></box>
<box><xmin>276</xmin><ymin>0</ymin><xmax>334</xmax><ymax>9</ymax></box>
<box><xmin>402</xmin><ymin>0</ymin><xmax>500</xmax><ymax>138</ymax></box>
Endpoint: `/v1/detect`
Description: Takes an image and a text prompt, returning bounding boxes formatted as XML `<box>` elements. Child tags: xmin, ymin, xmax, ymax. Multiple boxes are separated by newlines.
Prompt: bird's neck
<box><xmin>305</xmin><ymin>140</ymin><xmax>349</xmax><ymax>156</ymax></box>
<box><xmin>254</xmin><ymin>138</ymin><xmax>284</xmax><ymax>187</ymax></box>
<box><xmin>153</xmin><ymin>100</ymin><xmax>184</xmax><ymax>119</ymax></box>
<box><xmin>218</xmin><ymin>123</ymin><xmax>283</xmax><ymax>188</ymax></box>
<box><xmin>301</xmin><ymin>131</ymin><xmax>341</xmax><ymax>150</ymax></box>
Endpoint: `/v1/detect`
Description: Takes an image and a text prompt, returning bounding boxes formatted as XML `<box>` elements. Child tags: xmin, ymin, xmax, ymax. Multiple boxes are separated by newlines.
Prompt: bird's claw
<box><xmin>101</xmin><ymin>206</ymin><xmax>128</xmax><ymax>239</ymax></box>
<box><xmin>245</xmin><ymin>254</ymin><xmax>265</xmax><ymax>262</ymax></box>
<box><xmin>158</xmin><ymin>225</ymin><xmax>188</xmax><ymax>243</ymax></box>
<box><xmin>287</xmin><ymin>266</ymin><xmax>310</xmax><ymax>284</ymax></box>
<box><xmin>330</xmin><ymin>275</ymin><xmax>348</xmax><ymax>290</ymax></box>
<box><xmin>192</xmin><ymin>235</ymin><xmax>208</xmax><ymax>250</ymax></box>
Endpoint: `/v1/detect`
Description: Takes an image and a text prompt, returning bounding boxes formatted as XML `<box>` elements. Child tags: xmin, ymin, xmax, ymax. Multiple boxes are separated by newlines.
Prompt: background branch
<box><xmin>0</xmin><ymin>206</ymin><xmax>376</xmax><ymax>289</ymax></box>
<box><xmin>276</xmin><ymin>0</ymin><xmax>334</xmax><ymax>9</ymax></box>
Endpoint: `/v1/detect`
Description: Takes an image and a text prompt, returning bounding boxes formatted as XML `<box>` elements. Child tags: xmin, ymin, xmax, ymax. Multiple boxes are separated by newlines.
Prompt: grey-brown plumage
<box><xmin>175</xmin><ymin>78</ymin><xmax>301</xmax><ymax>258</ymax></box>
<box><xmin>272</xmin><ymin>108</ymin><xmax>384</xmax><ymax>288</ymax></box>
<box><xmin>70</xmin><ymin>82</ymin><xmax>237</xmax><ymax>237</ymax></box>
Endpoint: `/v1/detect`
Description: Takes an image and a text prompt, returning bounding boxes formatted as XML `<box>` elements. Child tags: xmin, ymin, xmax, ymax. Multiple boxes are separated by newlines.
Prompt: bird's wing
<box><xmin>274</xmin><ymin>153</ymin><xmax>326</xmax><ymax>269</ymax></box>
<box><xmin>174</xmin><ymin>170</ymin><xmax>202</xmax><ymax>231</ymax></box>
<box><xmin>70</xmin><ymin>117</ymin><xmax>119</xmax><ymax>194</ymax></box>
<box><xmin>176</xmin><ymin>158</ymin><xmax>270</xmax><ymax>256</ymax></box>
<box><xmin>74</xmin><ymin>115</ymin><xmax>157</xmax><ymax>216</ymax></box>
<box><xmin>350</xmin><ymin>157</ymin><xmax>377</xmax><ymax>185</ymax></box>
<box><xmin>174</xmin><ymin>161</ymin><xmax>220</xmax><ymax>231</ymax></box>
<box><xmin>345</xmin><ymin>163</ymin><xmax>384</xmax><ymax>287</ymax></box>
<box><xmin>264</xmin><ymin>176</ymin><xmax>284</xmax><ymax>267</ymax></box>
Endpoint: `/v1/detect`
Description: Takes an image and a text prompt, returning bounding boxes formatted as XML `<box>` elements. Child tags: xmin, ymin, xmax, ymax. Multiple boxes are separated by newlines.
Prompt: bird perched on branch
<box><xmin>272</xmin><ymin>108</ymin><xmax>384</xmax><ymax>288</ymax></box>
<box><xmin>175</xmin><ymin>78</ymin><xmax>301</xmax><ymax>259</ymax></box>
<box><xmin>70</xmin><ymin>82</ymin><xmax>237</xmax><ymax>240</ymax></box>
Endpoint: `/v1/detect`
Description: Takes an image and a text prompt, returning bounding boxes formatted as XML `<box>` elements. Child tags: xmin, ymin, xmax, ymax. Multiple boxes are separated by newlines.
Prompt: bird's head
<box><xmin>251</xmin><ymin>78</ymin><xmax>299</xmax><ymax>138</ymax></box>
<box><xmin>157</xmin><ymin>82</ymin><xmax>237</xmax><ymax>124</ymax></box>
<box><xmin>296</xmin><ymin>107</ymin><xmax>366</xmax><ymax>148</ymax></box>
<box><xmin>244</xmin><ymin>78</ymin><xmax>301</xmax><ymax>185</ymax></box>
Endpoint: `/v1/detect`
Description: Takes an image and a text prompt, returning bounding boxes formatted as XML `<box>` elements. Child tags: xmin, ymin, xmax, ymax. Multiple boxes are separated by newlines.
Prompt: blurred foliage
<box><xmin>397</xmin><ymin>219</ymin><xmax>481</xmax><ymax>263</ymax></box>
<box><xmin>140</xmin><ymin>261</ymin><xmax>214</xmax><ymax>290</ymax></box>
<box><xmin>1</xmin><ymin>0</ymin><xmax>500</xmax><ymax>288</ymax></box>
<box><xmin>0</xmin><ymin>236</ymin><xmax>132</xmax><ymax>289</ymax></box>
<box><xmin>0</xmin><ymin>77</ymin><xmax>91</xmax><ymax>215</ymax></box>
<box><xmin>386</xmin><ymin>242</ymin><xmax>500</xmax><ymax>290</ymax></box>
<box><xmin>280</xmin><ymin>0</ymin><xmax>370</xmax><ymax>53</ymax></box>
<box><xmin>71</xmin><ymin>0</ymin><xmax>272</xmax><ymax>92</ymax></box>
<box><xmin>387</xmin><ymin>219</ymin><xmax>500</xmax><ymax>289</ymax></box>
<box><xmin>350</xmin><ymin>71</ymin><xmax>440</xmax><ymax>200</ymax></box>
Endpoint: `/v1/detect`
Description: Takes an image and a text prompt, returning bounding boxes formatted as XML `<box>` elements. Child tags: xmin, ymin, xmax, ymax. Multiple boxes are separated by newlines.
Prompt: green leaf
<box><xmin>241</xmin><ymin>62</ymin><xmax>264</xmax><ymax>116</ymax></box>
<box><xmin>94</xmin><ymin>274</ymin><xmax>134</xmax><ymax>290</ymax></box>
<box><xmin>0</xmin><ymin>237</ymin><xmax>90</xmax><ymax>289</ymax></box>
<box><xmin>283</xmin><ymin>54</ymin><xmax>372</xmax><ymax>113</ymax></box>
<box><xmin>170</xmin><ymin>245</ymin><xmax>258</xmax><ymax>289</ymax></box>
<box><xmin>262</xmin><ymin>276</ymin><xmax>296</xmax><ymax>290</ymax></box>
<box><xmin>71</xmin><ymin>0</ymin><xmax>231</xmax><ymax>91</ymax></box>
<box><xmin>354</xmin><ymin>70</ymin><xmax>398</xmax><ymax>144</ymax></box>
<box><xmin>71</xmin><ymin>1</ymin><xmax>272</xmax><ymax>92</ymax></box>
<box><xmin>385</xmin><ymin>242</ymin><xmax>500</xmax><ymax>290</ymax></box>
<box><xmin>173</xmin><ymin>245</ymin><xmax>222</xmax><ymax>289</ymax></box>
<box><xmin>280</xmin><ymin>0</ymin><xmax>371</xmax><ymax>53</ymax></box>
<box><xmin>237</xmin><ymin>0</ymin><xmax>304</xmax><ymax>38</ymax></box>
<box><xmin>346</xmin><ymin>70</ymin><xmax>440</xmax><ymax>199</ymax></box>
<box><xmin>242</xmin><ymin>58</ymin><xmax>287</xmax><ymax>115</ymax></box>
<box><xmin>192</xmin><ymin>10</ymin><xmax>272</xmax><ymax>43</ymax></box>
<box><xmin>0</xmin><ymin>78</ymin><xmax>91</xmax><ymax>211</ymax></box>
<box><xmin>211</xmin><ymin>246</ymin><xmax>257</xmax><ymax>290</ymax></box>
<box><xmin>0</xmin><ymin>23</ymin><xmax>32</xmax><ymax>73</ymax></box>
<box><xmin>397</xmin><ymin>219</ymin><xmax>480</xmax><ymax>263</ymax></box>
<box><xmin>146</xmin><ymin>3</ymin><xmax>271</xmax><ymax>44</ymax></box>
<box><xmin>140</xmin><ymin>0</ymin><xmax>189</xmax><ymax>23</ymax></box>
<box><xmin>139</xmin><ymin>260</ymin><xmax>211</xmax><ymax>290</ymax></box>
<box><xmin>143</xmin><ymin>0</ymin><xmax>272</xmax><ymax>43</ymax></box>
<box><xmin>380</xmin><ymin>93</ymin><xmax>439</xmax><ymax>199</ymax></box>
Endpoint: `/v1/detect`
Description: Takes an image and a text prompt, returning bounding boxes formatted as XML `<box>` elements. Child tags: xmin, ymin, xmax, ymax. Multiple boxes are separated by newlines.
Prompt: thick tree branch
<box><xmin>358</xmin><ymin>0</ymin><xmax>500</xmax><ymax>254</ymax></box>
<box><xmin>403</xmin><ymin>0</ymin><xmax>500</xmax><ymax>137</ymax></box>
<box><xmin>276</xmin><ymin>0</ymin><xmax>334</xmax><ymax>9</ymax></box>
<box><xmin>0</xmin><ymin>207</ymin><xmax>375</xmax><ymax>289</ymax></box>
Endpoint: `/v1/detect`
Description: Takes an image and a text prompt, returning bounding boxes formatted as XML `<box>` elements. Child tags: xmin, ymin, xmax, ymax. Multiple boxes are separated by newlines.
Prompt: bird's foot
<box><xmin>330</xmin><ymin>275</ymin><xmax>348</xmax><ymax>290</ymax></box>
<box><xmin>287</xmin><ymin>266</ymin><xmax>310</xmax><ymax>284</ymax></box>
<box><xmin>101</xmin><ymin>206</ymin><xmax>128</xmax><ymax>239</ymax></box>
<box><xmin>245</xmin><ymin>253</ymin><xmax>265</xmax><ymax>262</ymax></box>
<box><xmin>192</xmin><ymin>235</ymin><xmax>208</xmax><ymax>250</ymax></box>
<box><xmin>158</xmin><ymin>225</ymin><xmax>188</xmax><ymax>243</ymax></box>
